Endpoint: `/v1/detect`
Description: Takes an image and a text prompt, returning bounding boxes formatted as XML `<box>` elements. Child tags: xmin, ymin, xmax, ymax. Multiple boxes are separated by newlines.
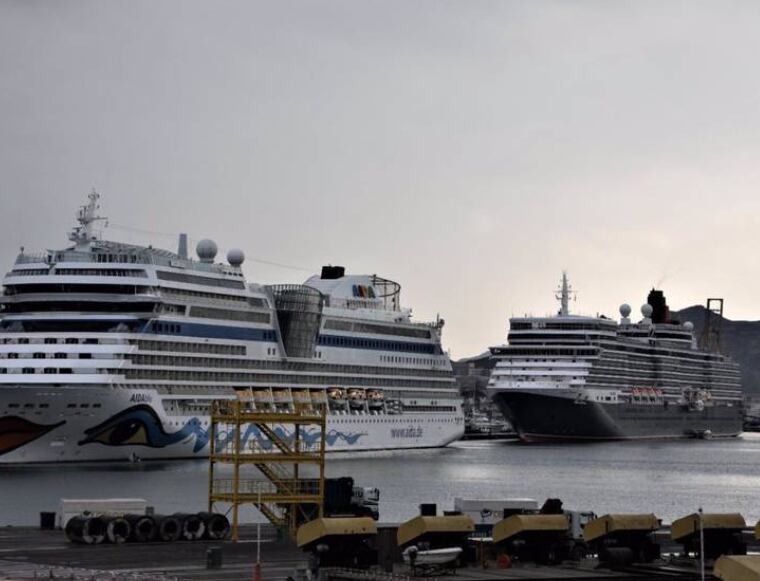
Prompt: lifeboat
<box><xmin>309</xmin><ymin>390</ymin><xmax>328</xmax><ymax>404</ymax></box>
<box><xmin>272</xmin><ymin>389</ymin><xmax>293</xmax><ymax>405</ymax></box>
<box><xmin>347</xmin><ymin>388</ymin><xmax>366</xmax><ymax>410</ymax></box>
<box><xmin>253</xmin><ymin>389</ymin><xmax>273</xmax><ymax>403</ymax></box>
<box><xmin>292</xmin><ymin>390</ymin><xmax>312</xmax><ymax>405</ymax></box>
<box><xmin>327</xmin><ymin>388</ymin><xmax>347</xmax><ymax>409</ymax></box>
<box><xmin>328</xmin><ymin>387</ymin><xmax>345</xmax><ymax>400</ymax></box>
<box><xmin>366</xmin><ymin>389</ymin><xmax>385</xmax><ymax>410</ymax></box>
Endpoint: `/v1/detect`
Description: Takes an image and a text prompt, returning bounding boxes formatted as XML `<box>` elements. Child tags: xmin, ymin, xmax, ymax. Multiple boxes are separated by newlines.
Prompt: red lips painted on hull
<box><xmin>0</xmin><ymin>416</ymin><xmax>65</xmax><ymax>456</ymax></box>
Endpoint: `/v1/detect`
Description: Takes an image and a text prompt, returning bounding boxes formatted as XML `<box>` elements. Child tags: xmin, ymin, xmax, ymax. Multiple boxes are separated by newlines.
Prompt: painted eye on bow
<box><xmin>79</xmin><ymin>404</ymin><xmax>208</xmax><ymax>452</ymax></box>
<box><xmin>87</xmin><ymin>418</ymin><xmax>151</xmax><ymax>446</ymax></box>
<box><xmin>79</xmin><ymin>405</ymin><xmax>166</xmax><ymax>448</ymax></box>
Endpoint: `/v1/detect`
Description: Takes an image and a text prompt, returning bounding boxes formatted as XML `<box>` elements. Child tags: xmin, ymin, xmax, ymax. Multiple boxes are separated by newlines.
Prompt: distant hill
<box><xmin>453</xmin><ymin>307</ymin><xmax>760</xmax><ymax>394</ymax></box>
<box><xmin>674</xmin><ymin>306</ymin><xmax>760</xmax><ymax>393</ymax></box>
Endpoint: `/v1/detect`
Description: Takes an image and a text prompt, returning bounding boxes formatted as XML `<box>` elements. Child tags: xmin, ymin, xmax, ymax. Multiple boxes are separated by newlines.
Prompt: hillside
<box><xmin>674</xmin><ymin>306</ymin><xmax>760</xmax><ymax>392</ymax></box>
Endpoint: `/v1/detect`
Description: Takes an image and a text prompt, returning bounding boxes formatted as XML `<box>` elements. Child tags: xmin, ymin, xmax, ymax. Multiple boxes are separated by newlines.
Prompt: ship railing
<box><xmin>325</xmin><ymin>297</ymin><xmax>386</xmax><ymax>311</ymax></box>
<box><xmin>160</xmin><ymin>292</ymin><xmax>259</xmax><ymax>308</ymax></box>
<box><xmin>14</xmin><ymin>252</ymin><xmax>51</xmax><ymax>264</ymax></box>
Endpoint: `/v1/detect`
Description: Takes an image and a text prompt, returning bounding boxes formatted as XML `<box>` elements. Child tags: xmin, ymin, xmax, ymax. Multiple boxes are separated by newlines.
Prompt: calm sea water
<box><xmin>2</xmin><ymin>435</ymin><xmax>760</xmax><ymax>526</ymax></box>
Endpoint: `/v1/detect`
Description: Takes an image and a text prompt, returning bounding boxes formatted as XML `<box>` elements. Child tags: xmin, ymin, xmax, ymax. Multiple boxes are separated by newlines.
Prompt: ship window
<box><xmin>65</xmin><ymin>338</ymin><xmax>79</xmax><ymax>344</ymax></box>
<box><xmin>8</xmin><ymin>403</ymin><xmax>19</xmax><ymax>408</ymax></box>
<box><xmin>156</xmin><ymin>270</ymin><xmax>245</xmax><ymax>289</ymax></box>
<box><xmin>23</xmin><ymin>368</ymin><xmax>34</xmax><ymax>374</ymax></box>
<box><xmin>54</xmin><ymin>353</ymin><xmax>66</xmax><ymax>359</ymax></box>
<box><xmin>44</xmin><ymin>338</ymin><xmax>57</xmax><ymax>344</ymax></box>
<box><xmin>66</xmin><ymin>403</ymin><xmax>76</xmax><ymax>408</ymax></box>
<box><xmin>33</xmin><ymin>353</ymin><xmax>45</xmax><ymax>359</ymax></box>
<box><xmin>79</xmin><ymin>353</ymin><xmax>92</xmax><ymax>359</ymax></box>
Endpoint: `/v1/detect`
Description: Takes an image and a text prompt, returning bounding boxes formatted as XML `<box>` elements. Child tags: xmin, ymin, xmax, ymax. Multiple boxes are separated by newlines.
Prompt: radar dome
<box><xmin>196</xmin><ymin>239</ymin><xmax>218</xmax><ymax>263</ymax></box>
<box><xmin>227</xmin><ymin>248</ymin><xmax>245</xmax><ymax>267</ymax></box>
<box><xmin>641</xmin><ymin>304</ymin><xmax>654</xmax><ymax>318</ymax></box>
<box><xmin>683</xmin><ymin>321</ymin><xmax>695</xmax><ymax>332</ymax></box>
<box><xmin>619</xmin><ymin>304</ymin><xmax>632</xmax><ymax>318</ymax></box>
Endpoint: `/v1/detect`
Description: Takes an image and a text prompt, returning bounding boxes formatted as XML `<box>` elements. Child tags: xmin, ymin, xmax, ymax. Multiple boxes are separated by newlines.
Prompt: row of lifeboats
<box><xmin>233</xmin><ymin>387</ymin><xmax>386</xmax><ymax>410</ymax></box>
<box><xmin>328</xmin><ymin>387</ymin><xmax>385</xmax><ymax>410</ymax></box>
<box><xmin>630</xmin><ymin>388</ymin><xmax>663</xmax><ymax>397</ymax></box>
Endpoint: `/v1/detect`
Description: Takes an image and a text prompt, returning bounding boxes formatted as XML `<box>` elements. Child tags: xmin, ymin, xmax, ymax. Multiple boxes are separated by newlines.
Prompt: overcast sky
<box><xmin>2</xmin><ymin>1</ymin><xmax>760</xmax><ymax>358</ymax></box>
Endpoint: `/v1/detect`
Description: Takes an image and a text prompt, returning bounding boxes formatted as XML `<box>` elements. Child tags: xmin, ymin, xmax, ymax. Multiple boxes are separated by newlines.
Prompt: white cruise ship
<box><xmin>0</xmin><ymin>193</ymin><xmax>464</xmax><ymax>463</ymax></box>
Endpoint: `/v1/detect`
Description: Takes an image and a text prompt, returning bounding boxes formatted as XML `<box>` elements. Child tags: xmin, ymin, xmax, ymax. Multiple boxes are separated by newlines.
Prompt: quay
<box><xmin>0</xmin><ymin>523</ymin><xmax>754</xmax><ymax>581</ymax></box>
<box><xmin>0</xmin><ymin>524</ymin><xmax>305</xmax><ymax>581</ymax></box>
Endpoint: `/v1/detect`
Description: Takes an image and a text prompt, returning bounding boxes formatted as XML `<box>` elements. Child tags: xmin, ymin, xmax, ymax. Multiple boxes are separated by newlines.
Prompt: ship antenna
<box><xmin>555</xmin><ymin>271</ymin><xmax>575</xmax><ymax>316</ymax></box>
<box><xmin>68</xmin><ymin>189</ymin><xmax>108</xmax><ymax>248</ymax></box>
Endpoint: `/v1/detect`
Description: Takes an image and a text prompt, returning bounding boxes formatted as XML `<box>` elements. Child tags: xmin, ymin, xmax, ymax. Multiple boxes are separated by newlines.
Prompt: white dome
<box><xmin>619</xmin><ymin>303</ymin><xmax>632</xmax><ymax>317</ymax></box>
<box><xmin>641</xmin><ymin>304</ymin><xmax>654</xmax><ymax>318</ymax></box>
<box><xmin>196</xmin><ymin>239</ymin><xmax>218</xmax><ymax>262</ymax></box>
<box><xmin>227</xmin><ymin>248</ymin><xmax>245</xmax><ymax>267</ymax></box>
<box><xmin>683</xmin><ymin>321</ymin><xmax>695</xmax><ymax>332</ymax></box>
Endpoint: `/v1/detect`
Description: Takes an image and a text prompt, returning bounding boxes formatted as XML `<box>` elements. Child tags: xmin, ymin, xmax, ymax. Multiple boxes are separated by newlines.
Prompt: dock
<box><xmin>0</xmin><ymin>525</ymin><xmax>716</xmax><ymax>581</ymax></box>
<box><xmin>0</xmin><ymin>525</ymin><xmax>306</xmax><ymax>581</ymax></box>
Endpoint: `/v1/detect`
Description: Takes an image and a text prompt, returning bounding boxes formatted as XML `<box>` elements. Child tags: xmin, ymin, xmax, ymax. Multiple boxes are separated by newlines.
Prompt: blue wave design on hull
<box><xmin>80</xmin><ymin>405</ymin><xmax>366</xmax><ymax>453</ymax></box>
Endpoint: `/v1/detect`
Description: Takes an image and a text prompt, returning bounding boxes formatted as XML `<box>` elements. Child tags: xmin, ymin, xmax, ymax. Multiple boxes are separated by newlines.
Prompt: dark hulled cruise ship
<box><xmin>487</xmin><ymin>274</ymin><xmax>743</xmax><ymax>442</ymax></box>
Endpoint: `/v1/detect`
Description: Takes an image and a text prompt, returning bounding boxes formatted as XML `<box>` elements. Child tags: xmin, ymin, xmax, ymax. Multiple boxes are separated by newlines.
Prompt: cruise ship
<box><xmin>0</xmin><ymin>193</ymin><xmax>464</xmax><ymax>463</ymax></box>
<box><xmin>488</xmin><ymin>274</ymin><xmax>743</xmax><ymax>441</ymax></box>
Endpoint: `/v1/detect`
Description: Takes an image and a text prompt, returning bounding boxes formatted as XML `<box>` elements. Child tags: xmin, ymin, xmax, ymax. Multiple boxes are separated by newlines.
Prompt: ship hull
<box><xmin>0</xmin><ymin>386</ymin><xmax>464</xmax><ymax>463</ymax></box>
<box><xmin>493</xmin><ymin>390</ymin><xmax>743</xmax><ymax>442</ymax></box>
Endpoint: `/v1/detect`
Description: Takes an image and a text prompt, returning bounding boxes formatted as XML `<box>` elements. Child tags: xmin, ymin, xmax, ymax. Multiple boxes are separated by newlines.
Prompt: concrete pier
<box><xmin>0</xmin><ymin>525</ymin><xmax>306</xmax><ymax>581</ymax></box>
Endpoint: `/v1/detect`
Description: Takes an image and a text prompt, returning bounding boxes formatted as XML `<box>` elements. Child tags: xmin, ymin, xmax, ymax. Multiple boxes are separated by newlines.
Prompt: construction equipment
<box><xmin>491</xmin><ymin>499</ymin><xmax>596</xmax><ymax>564</ymax></box>
<box><xmin>397</xmin><ymin>514</ymin><xmax>475</xmax><ymax>550</ymax></box>
<box><xmin>492</xmin><ymin>514</ymin><xmax>570</xmax><ymax>564</ymax></box>
<box><xmin>398</xmin><ymin>512</ymin><xmax>474</xmax><ymax>573</ymax></box>
<box><xmin>700</xmin><ymin>298</ymin><xmax>725</xmax><ymax>353</ymax></box>
<box><xmin>715</xmin><ymin>555</ymin><xmax>760</xmax><ymax>581</ymax></box>
<box><xmin>208</xmin><ymin>398</ymin><xmax>326</xmax><ymax>540</ymax></box>
<box><xmin>323</xmin><ymin>477</ymin><xmax>379</xmax><ymax>520</ymax></box>
<box><xmin>583</xmin><ymin>513</ymin><xmax>660</xmax><ymax>564</ymax></box>
<box><xmin>296</xmin><ymin>517</ymin><xmax>377</xmax><ymax>568</ymax></box>
<box><xmin>671</xmin><ymin>513</ymin><xmax>746</xmax><ymax>560</ymax></box>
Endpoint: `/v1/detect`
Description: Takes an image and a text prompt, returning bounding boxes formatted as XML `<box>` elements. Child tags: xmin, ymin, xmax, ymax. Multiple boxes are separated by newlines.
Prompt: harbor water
<box><xmin>2</xmin><ymin>435</ymin><xmax>759</xmax><ymax>526</ymax></box>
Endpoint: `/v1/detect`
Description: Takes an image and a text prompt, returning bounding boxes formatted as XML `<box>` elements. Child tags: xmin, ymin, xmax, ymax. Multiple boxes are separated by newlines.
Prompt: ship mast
<box><xmin>68</xmin><ymin>190</ymin><xmax>108</xmax><ymax>249</ymax></box>
<box><xmin>555</xmin><ymin>271</ymin><xmax>573</xmax><ymax>316</ymax></box>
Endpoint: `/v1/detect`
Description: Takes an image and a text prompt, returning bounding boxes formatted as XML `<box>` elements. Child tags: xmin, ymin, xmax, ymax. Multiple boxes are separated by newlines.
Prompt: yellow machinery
<box><xmin>492</xmin><ymin>514</ymin><xmax>571</xmax><ymax>564</ymax></box>
<box><xmin>208</xmin><ymin>397</ymin><xmax>327</xmax><ymax>540</ymax></box>
<box><xmin>715</xmin><ymin>555</ymin><xmax>760</xmax><ymax>581</ymax></box>
<box><xmin>671</xmin><ymin>513</ymin><xmax>746</xmax><ymax>560</ymax></box>
<box><xmin>397</xmin><ymin>515</ymin><xmax>474</xmax><ymax>549</ymax></box>
<box><xmin>296</xmin><ymin>517</ymin><xmax>377</xmax><ymax>568</ymax></box>
<box><xmin>583</xmin><ymin>514</ymin><xmax>660</xmax><ymax>564</ymax></box>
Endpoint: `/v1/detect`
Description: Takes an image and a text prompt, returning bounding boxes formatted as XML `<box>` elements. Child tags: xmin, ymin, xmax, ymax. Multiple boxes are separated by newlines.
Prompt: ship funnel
<box><xmin>178</xmin><ymin>233</ymin><xmax>188</xmax><ymax>260</ymax></box>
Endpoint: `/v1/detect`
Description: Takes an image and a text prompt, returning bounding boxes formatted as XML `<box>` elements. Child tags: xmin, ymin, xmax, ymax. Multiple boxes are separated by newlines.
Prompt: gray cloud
<box><xmin>2</xmin><ymin>0</ymin><xmax>759</xmax><ymax>357</ymax></box>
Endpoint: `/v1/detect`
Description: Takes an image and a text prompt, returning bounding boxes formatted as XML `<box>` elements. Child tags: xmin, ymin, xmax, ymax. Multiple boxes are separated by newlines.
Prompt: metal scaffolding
<box><xmin>208</xmin><ymin>397</ymin><xmax>326</xmax><ymax>541</ymax></box>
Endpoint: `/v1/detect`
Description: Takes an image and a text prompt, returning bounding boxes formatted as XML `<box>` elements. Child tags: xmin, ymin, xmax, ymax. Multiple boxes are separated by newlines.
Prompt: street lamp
<box><xmin>699</xmin><ymin>507</ymin><xmax>705</xmax><ymax>581</ymax></box>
